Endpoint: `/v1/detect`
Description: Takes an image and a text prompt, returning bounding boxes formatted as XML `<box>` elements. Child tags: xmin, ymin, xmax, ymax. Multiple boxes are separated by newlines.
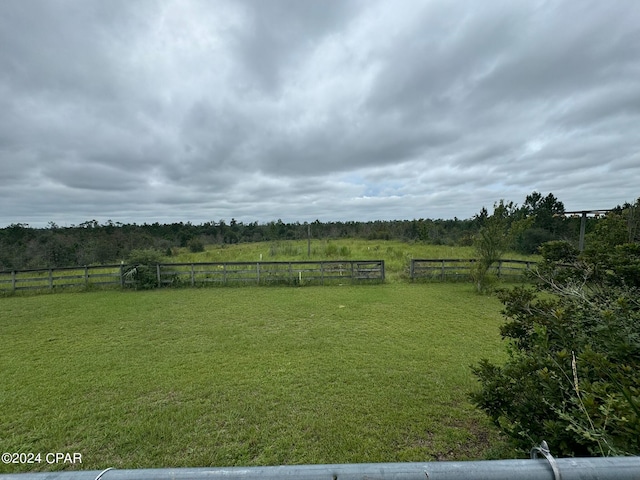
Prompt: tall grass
<box><xmin>0</xmin><ymin>283</ymin><xmax>509</xmax><ymax>472</ymax></box>
<box><xmin>168</xmin><ymin>239</ymin><xmax>538</xmax><ymax>283</ymax></box>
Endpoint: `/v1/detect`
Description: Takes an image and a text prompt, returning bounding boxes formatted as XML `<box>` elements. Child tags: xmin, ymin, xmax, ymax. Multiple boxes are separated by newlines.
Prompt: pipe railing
<box><xmin>2</xmin><ymin>456</ymin><xmax>640</xmax><ymax>480</ymax></box>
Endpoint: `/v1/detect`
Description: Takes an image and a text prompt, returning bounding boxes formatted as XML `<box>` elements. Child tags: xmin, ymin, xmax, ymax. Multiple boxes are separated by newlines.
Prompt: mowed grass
<box><xmin>0</xmin><ymin>283</ymin><xmax>509</xmax><ymax>473</ymax></box>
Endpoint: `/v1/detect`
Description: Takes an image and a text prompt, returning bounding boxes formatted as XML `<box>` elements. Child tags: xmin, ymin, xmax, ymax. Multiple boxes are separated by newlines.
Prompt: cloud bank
<box><xmin>1</xmin><ymin>0</ymin><xmax>638</xmax><ymax>227</ymax></box>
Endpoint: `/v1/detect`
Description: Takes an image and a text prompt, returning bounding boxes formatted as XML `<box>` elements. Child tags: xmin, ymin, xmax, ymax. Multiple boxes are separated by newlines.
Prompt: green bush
<box><xmin>534</xmin><ymin>241</ymin><xmax>581</xmax><ymax>286</ymax></box>
<box><xmin>470</xmin><ymin>241</ymin><xmax>640</xmax><ymax>456</ymax></box>
<box><xmin>538</xmin><ymin>240</ymin><xmax>579</xmax><ymax>262</ymax></box>
<box><xmin>325</xmin><ymin>242</ymin><xmax>339</xmax><ymax>257</ymax></box>
<box><xmin>188</xmin><ymin>238</ymin><xmax>205</xmax><ymax>253</ymax></box>
<box><xmin>123</xmin><ymin>249</ymin><xmax>164</xmax><ymax>290</ymax></box>
<box><xmin>516</xmin><ymin>227</ymin><xmax>556</xmax><ymax>254</ymax></box>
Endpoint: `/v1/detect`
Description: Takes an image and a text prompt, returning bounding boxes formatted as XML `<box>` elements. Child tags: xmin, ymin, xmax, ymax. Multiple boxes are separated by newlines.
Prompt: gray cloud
<box><xmin>0</xmin><ymin>0</ymin><xmax>638</xmax><ymax>227</ymax></box>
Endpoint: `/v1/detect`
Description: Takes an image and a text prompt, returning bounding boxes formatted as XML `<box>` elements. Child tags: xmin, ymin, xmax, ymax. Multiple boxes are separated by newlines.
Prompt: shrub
<box><xmin>470</xmin><ymin>241</ymin><xmax>640</xmax><ymax>456</ymax></box>
<box><xmin>325</xmin><ymin>242</ymin><xmax>339</xmax><ymax>257</ymax></box>
<box><xmin>538</xmin><ymin>240</ymin><xmax>579</xmax><ymax>262</ymax></box>
<box><xmin>188</xmin><ymin>238</ymin><xmax>205</xmax><ymax>253</ymax></box>
<box><xmin>123</xmin><ymin>249</ymin><xmax>164</xmax><ymax>290</ymax></box>
<box><xmin>516</xmin><ymin>227</ymin><xmax>556</xmax><ymax>254</ymax></box>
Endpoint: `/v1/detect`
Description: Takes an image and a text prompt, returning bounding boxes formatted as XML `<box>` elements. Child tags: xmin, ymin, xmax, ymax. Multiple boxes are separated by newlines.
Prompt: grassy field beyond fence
<box><xmin>169</xmin><ymin>240</ymin><xmax>538</xmax><ymax>282</ymax></box>
<box><xmin>0</xmin><ymin>241</ymin><xmax>539</xmax><ymax>295</ymax></box>
<box><xmin>0</xmin><ymin>283</ymin><xmax>510</xmax><ymax>472</ymax></box>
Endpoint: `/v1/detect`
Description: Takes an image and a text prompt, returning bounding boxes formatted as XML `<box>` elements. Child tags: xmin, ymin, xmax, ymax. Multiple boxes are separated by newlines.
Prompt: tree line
<box><xmin>1</xmin><ymin>192</ymin><xmax>638</xmax><ymax>271</ymax></box>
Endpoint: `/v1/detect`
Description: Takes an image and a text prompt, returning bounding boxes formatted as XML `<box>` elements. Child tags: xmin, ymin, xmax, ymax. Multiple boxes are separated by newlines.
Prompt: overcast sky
<box><xmin>1</xmin><ymin>0</ymin><xmax>639</xmax><ymax>228</ymax></box>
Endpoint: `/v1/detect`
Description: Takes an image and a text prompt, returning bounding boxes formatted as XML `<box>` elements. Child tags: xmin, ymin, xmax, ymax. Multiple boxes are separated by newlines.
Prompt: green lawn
<box><xmin>0</xmin><ymin>283</ymin><xmax>510</xmax><ymax>473</ymax></box>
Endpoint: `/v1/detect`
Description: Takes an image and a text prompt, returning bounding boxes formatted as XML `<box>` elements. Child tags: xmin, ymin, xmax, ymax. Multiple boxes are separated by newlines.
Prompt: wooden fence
<box><xmin>0</xmin><ymin>260</ymin><xmax>385</xmax><ymax>293</ymax></box>
<box><xmin>410</xmin><ymin>258</ymin><xmax>536</xmax><ymax>281</ymax></box>
<box><xmin>0</xmin><ymin>264</ymin><xmax>125</xmax><ymax>292</ymax></box>
<box><xmin>158</xmin><ymin>261</ymin><xmax>384</xmax><ymax>287</ymax></box>
<box><xmin>0</xmin><ymin>258</ymin><xmax>537</xmax><ymax>293</ymax></box>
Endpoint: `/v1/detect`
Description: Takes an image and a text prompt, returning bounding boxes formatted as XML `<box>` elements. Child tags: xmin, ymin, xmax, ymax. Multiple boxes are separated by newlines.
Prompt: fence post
<box><xmin>321</xmin><ymin>261</ymin><xmax>325</xmax><ymax>285</ymax></box>
<box><xmin>12</xmin><ymin>270</ymin><xmax>16</xmax><ymax>292</ymax></box>
<box><xmin>380</xmin><ymin>260</ymin><xmax>385</xmax><ymax>281</ymax></box>
<box><xmin>441</xmin><ymin>260</ymin><xmax>445</xmax><ymax>280</ymax></box>
<box><xmin>49</xmin><ymin>269</ymin><xmax>53</xmax><ymax>289</ymax></box>
<box><xmin>120</xmin><ymin>264</ymin><xmax>124</xmax><ymax>288</ymax></box>
<box><xmin>257</xmin><ymin>262</ymin><xmax>260</xmax><ymax>285</ymax></box>
<box><xmin>191</xmin><ymin>264</ymin><xmax>195</xmax><ymax>287</ymax></box>
<box><xmin>409</xmin><ymin>260</ymin><xmax>414</xmax><ymax>281</ymax></box>
<box><xmin>156</xmin><ymin>264</ymin><xmax>161</xmax><ymax>288</ymax></box>
<box><xmin>84</xmin><ymin>266</ymin><xmax>89</xmax><ymax>286</ymax></box>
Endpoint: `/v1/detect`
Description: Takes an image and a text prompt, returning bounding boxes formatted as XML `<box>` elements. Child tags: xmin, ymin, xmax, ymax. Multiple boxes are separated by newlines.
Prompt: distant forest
<box><xmin>2</xmin><ymin>192</ymin><xmax>638</xmax><ymax>270</ymax></box>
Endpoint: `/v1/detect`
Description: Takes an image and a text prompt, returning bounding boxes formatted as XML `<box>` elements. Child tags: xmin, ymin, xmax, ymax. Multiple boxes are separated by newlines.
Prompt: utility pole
<box><xmin>628</xmin><ymin>203</ymin><xmax>637</xmax><ymax>243</ymax></box>
<box><xmin>563</xmin><ymin>210</ymin><xmax>612</xmax><ymax>251</ymax></box>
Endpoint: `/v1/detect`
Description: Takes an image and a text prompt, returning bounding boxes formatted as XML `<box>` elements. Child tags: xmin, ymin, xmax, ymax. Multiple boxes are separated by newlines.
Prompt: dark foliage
<box><xmin>471</xmin><ymin>232</ymin><xmax>640</xmax><ymax>456</ymax></box>
<box><xmin>187</xmin><ymin>237</ymin><xmax>205</xmax><ymax>253</ymax></box>
<box><xmin>0</xmin><ymin>218</ymin><xmax>477</xmax><ymax>270</ymax></box>
<box><xmin>1</xmin><ymin>194</ymin><xmax>637</xmax><ymax>271</ymax></box>
<box><xmin>123</xmin><ymin>249</ymin><xmax>165</xmax><ymax>290</ymax></box>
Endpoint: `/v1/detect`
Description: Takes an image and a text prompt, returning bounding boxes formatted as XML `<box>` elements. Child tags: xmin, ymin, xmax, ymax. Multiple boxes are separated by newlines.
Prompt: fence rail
<box><xmin>410</xmin><ymin>258</ymin><xmax>536</xmax><ymax>281</ymax></box>
<box><xmin>0</xmin><ymin>264</ymin><xmax>125</xmax><ymax>292</ymax></box>
<box><xmin>0</xmin><ymin>258</ymin><xmax>537</xmax><ymax>292</ymax></box>
<box><xmin>0</xmin><ymin>260</ymin><xmax>385</xmax><ymax>293</ymax></box>
<box><xmin>1</xmin><ymin>456</ymin><xmax>639</xmax><ymax>480</ymax></box>
<box><xmin>158</xmin><ymin>260</ymin><xmax>384</xmax><ymax>287</ymax></box>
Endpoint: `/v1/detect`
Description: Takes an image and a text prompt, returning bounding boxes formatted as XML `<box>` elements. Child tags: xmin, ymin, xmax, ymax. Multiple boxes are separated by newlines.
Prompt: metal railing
<box><xmin>1</xmin><ymin>456</ymin><xmax>640</xmax><ymax>480</ymax></box>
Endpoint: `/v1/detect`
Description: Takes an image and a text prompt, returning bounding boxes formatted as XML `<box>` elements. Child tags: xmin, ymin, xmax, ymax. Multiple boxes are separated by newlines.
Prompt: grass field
<box><xmin>167</xmin><ymin>239</ymin><xmax>538</xmax><ymax>283</ymax></box>
<box><xmin>0</xmin><ymin>240</ymin><xmax>539</xmax><ymax>295</ymax></box>
<box><xmin>0</xmin><ymin>282</ymin><xmax>511</xmax><ymax>473</ymax></box>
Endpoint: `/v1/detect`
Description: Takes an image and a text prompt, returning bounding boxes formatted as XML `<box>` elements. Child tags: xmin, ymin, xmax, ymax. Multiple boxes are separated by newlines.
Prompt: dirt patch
<box><xmin>395</xmin><ymin>416</ymin><xmax>502</xmax><ymax>461</ymax></box>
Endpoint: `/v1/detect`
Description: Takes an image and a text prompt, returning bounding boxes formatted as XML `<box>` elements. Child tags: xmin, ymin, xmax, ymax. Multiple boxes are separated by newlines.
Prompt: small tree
<box><xmin>471</xmin><ymin>216</ymin><xmax>507</xmax><ymax>292</ymax></box>
<box><xmin>472</xmin><ymin>200</ymin><xmax>531</xmax><ymax>293</ymax></box>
